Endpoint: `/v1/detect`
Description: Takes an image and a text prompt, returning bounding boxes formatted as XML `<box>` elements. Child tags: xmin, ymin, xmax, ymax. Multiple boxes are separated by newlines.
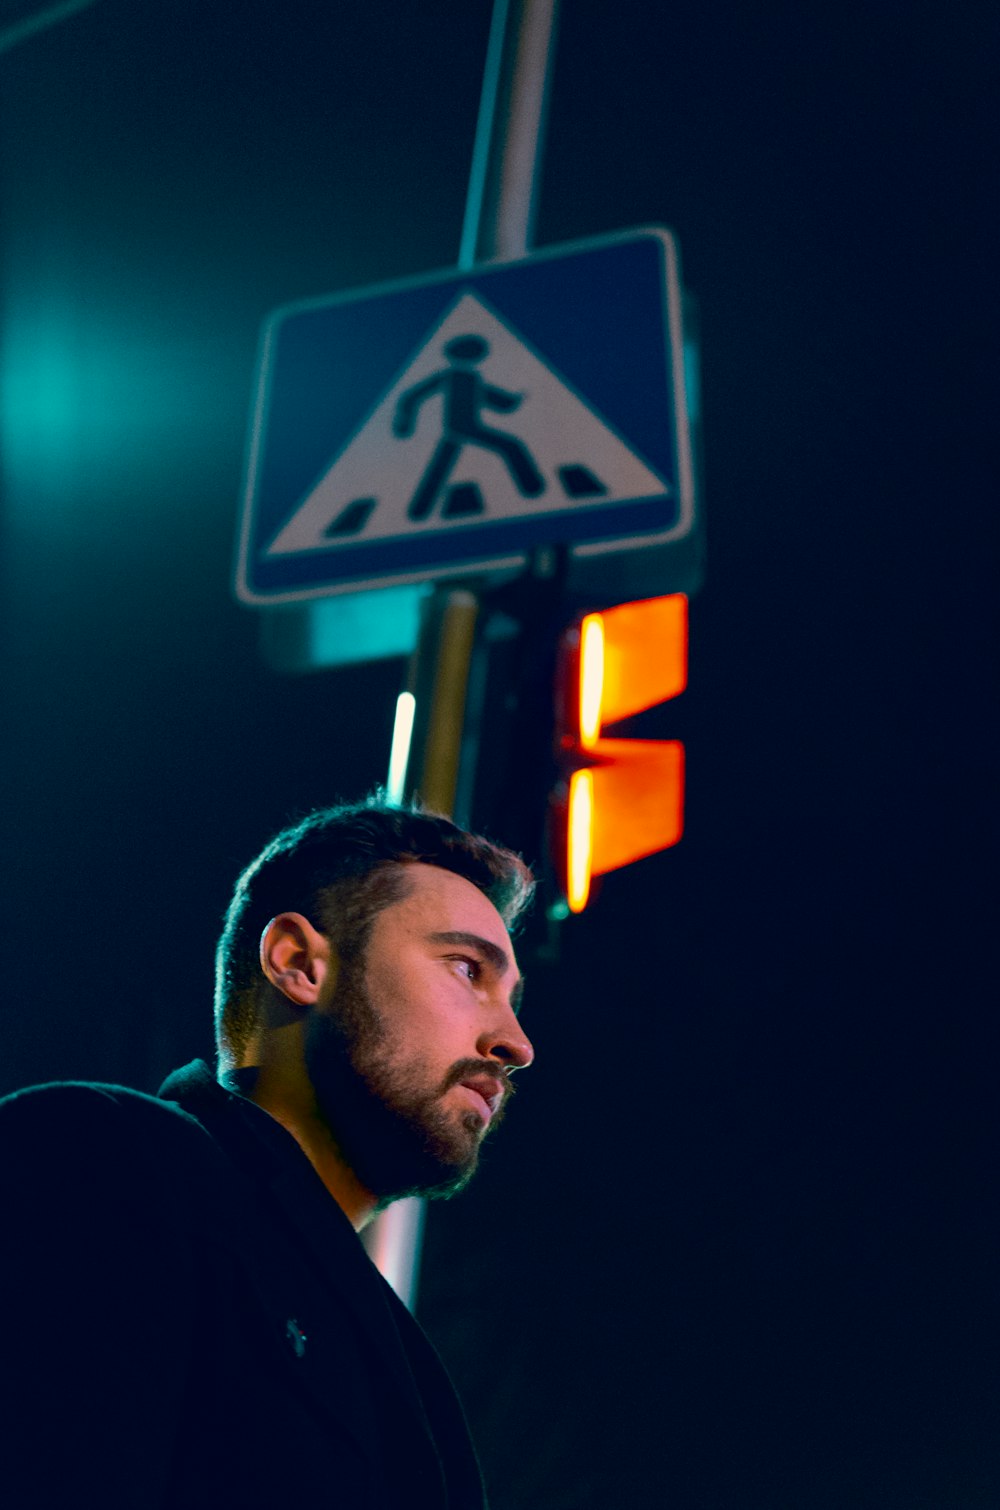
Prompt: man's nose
<box><xmin>476</xmin><ymin>1009</ymin><xmax>534</xmax><ymax>1071</ymax></box>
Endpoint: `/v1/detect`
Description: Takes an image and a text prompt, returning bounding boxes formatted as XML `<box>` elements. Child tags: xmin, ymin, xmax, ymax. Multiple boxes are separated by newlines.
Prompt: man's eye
<box><xmin>452</xmin><ymin>956</ymin><xmax>480</xmax><ymax>982</ymax></box>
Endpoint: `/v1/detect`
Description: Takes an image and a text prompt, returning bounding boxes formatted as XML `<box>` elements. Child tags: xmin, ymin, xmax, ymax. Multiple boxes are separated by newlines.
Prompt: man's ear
<box><xmin>259</xmin><ymin>912</ymin><xmax>332</xmax><ymax>1007</ymax></box>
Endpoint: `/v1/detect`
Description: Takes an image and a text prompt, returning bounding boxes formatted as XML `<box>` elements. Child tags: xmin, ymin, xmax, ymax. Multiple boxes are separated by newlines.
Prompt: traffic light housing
<box><xmin>550</xmin><ymin>594</ymin><xmax>688</xmax><ymax>913</ymax></box>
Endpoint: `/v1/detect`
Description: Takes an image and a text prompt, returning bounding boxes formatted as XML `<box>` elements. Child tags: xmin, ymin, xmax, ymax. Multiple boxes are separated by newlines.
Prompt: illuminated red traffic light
<box><xmin>552</xmin><ymin>594</ymin><xmax>688</xmax><ymax>913</ymax></box>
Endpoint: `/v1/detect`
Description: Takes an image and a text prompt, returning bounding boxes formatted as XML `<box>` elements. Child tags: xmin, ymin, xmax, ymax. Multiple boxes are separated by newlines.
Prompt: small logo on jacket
<box><xmin>285</xmin><ymin>1318</ymin><xmax>308</xmax><ymax>1358</ymax></box>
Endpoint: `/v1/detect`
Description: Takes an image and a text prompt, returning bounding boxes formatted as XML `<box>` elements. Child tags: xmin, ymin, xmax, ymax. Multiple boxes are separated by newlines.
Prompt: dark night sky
<box><xmin>0</xmin><ymin>3</ymin><xmax>996</xmax><ymax>1506</ymax></box>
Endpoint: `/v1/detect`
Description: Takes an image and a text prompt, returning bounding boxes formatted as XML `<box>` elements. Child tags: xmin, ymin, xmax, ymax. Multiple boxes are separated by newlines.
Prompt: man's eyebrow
<box><xmin>428</xmin><ymin>930</ymin><xmax>525</xmax><ymax>1009</ymax></box>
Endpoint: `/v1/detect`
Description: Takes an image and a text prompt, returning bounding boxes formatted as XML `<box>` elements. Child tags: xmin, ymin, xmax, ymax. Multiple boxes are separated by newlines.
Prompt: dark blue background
<box><xmin>0</xmin><ymin>3</ymin><xmax>995</xmax><ymax>1507</ymax></box>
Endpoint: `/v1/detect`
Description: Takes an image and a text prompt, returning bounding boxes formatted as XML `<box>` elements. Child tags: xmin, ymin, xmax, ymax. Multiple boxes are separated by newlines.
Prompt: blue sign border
<box><xmin>236</xmin><ymin>227</ymin><xmax>693</xmax><ymax>604</ymax></box>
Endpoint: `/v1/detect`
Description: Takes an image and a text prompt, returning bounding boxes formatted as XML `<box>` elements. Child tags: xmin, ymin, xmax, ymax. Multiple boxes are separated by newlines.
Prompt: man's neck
<box><xmin>230</xmin><ymin>1061</ymin><xmax>378</xmax><ymax>1232</ymax></box>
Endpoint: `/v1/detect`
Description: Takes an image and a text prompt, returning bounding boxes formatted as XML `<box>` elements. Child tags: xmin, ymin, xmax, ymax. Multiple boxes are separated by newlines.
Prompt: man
<box><xmin>0</xmin><ymin>798</ymin><xmax>535</xmax><ymax>1508</ymax></box>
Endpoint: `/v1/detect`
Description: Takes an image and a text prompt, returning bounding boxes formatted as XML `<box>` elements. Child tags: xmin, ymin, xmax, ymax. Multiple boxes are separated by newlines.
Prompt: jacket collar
<box><xmin>157</xmin><ymin>1058</ymin><xmax>399</xmax><ymax>1320</ymax></box>
<box><xmin>156</xmin><ymin>1059</ymin><xmax>459</xmax><ymax>1487</ymax></box>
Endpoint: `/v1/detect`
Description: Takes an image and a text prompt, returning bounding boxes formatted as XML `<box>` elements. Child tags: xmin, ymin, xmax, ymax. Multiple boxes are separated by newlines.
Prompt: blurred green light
<box><xmin>303</xmin><ymin>585</ymin><xmax>429</xmax><ymax>668</ymax></box>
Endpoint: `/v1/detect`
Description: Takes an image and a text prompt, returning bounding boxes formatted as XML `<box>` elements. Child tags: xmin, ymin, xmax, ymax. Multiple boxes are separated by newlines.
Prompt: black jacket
<box><xmin>0</xmin><ymin>1060</ymin><xmax>487</xmax><ymax>1508</ymax></box>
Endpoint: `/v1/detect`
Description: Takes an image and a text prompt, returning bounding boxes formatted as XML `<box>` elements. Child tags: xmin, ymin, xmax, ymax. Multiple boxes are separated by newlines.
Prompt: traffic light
<box><xmin>550</xmin><ymin>594</ymin><xmax>688</xmax><ymax>913</ymax></box>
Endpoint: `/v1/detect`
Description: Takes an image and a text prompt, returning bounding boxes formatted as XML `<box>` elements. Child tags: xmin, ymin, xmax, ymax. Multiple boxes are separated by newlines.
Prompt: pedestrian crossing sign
<box><xmin>236</xmin><ymin>228</ymin><xmax>696</xmax><ymax>604</ymax></box>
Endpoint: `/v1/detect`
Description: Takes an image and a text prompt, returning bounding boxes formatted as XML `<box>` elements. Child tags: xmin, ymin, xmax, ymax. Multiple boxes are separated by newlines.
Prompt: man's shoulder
<box><xmin>0</xmin><ymin>1076</ymin><xmax>203</xmax><ymax>1133</ymax></box>
<box><xmin>0</xmin><ymin>1071</ymin><xmax>258</xmax><ymax>1296</ymax></box>
<box><xmin>0</xmin><ymin>1075</ymin><xmax>218</xmax><ymax>1187</ymax></box>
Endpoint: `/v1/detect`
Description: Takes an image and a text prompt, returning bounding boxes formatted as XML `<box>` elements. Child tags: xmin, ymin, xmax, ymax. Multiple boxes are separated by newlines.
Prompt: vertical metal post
<box><xmin>460</xmin><ymin>0</ymin><xmax>561</xmax><ymax>268</ymax></box>
<box><xmin>366</xmin><ymin>0</ymin><xmax>560</xmax><ymax>1310</ymax></box>
<box><xmin>407</xmin><ymin>589</ymin><xmax>482</xmax><ymax>816</ymax></box>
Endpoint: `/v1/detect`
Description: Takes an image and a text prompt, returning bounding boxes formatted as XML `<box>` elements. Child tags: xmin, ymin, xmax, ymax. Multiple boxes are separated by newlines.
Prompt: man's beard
<box><xmin>304</xmin><ymin>955</ymin><xmax>506</xmax><ymax>1207</ymax></box>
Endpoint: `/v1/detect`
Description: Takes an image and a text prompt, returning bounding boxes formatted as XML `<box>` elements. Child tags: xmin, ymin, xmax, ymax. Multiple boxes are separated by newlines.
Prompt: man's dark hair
<box><xmin>214</xmin><ymin>794</ymin><xmax>535</xmax><ymax>1068</ymax></box>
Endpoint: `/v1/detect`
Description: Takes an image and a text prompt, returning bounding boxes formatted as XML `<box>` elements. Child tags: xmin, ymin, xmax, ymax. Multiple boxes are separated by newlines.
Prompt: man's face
<box><xmin>304</xmin><ymin>864</ymin><xmax>533</xmax><ymax>1205</ymax></box>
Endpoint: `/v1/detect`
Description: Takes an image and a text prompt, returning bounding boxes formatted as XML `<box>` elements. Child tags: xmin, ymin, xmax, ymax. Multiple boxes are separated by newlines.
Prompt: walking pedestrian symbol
<box><xmin>395</xmin><ymin>333</ymin><xmax>547</xmax><ymax>520</ymax></box>
<box><xmin>264</xmin><ymin>292</ymin><xmax>671</xmax><ymax>558</ymax></box>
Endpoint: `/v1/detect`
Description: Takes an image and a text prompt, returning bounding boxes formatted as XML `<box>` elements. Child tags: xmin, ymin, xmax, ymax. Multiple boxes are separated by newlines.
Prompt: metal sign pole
<box><xmin>460</xmin><ymin>0</ymin><xmax>560</xmax><ymax>268</ymax></box>
<box><xmin>366</xmin><ymin>0</ymin><xmax>560</xmax><ymax>1309</ymax></box>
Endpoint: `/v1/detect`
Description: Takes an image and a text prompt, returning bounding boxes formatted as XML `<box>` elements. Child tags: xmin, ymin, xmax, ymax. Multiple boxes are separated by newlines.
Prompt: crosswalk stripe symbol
<box><xmin>265</xmin><ymin>291</ymin><xmax>670</xmax><ymax>558</ymax></box>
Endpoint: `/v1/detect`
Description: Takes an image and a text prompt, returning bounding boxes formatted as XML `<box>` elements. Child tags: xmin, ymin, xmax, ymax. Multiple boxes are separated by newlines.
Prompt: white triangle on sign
<box><xmin>265</xmin><ymin>290</ymin><xmax>670</xmax><ymax>557</ymax></box>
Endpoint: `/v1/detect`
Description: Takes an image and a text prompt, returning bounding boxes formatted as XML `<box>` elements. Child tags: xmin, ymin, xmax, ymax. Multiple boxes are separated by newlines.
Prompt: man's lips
<box><xmin>455</xmin><ymin>1074</ymin><xmax>505</xmax><ymax>1121</ymax></box>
